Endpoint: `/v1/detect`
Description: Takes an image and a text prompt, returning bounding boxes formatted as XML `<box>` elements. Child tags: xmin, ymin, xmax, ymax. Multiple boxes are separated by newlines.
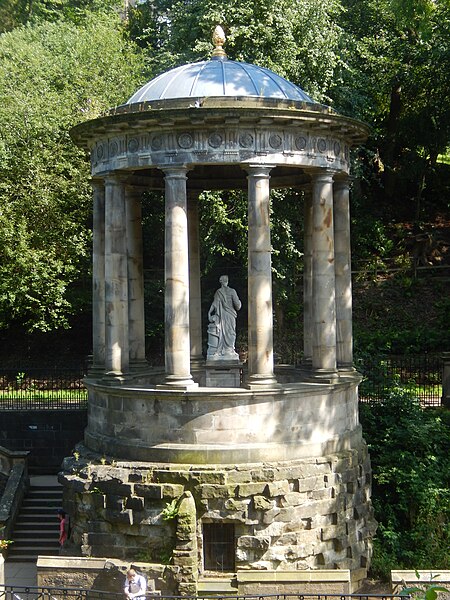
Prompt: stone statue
<box><xmin>207</xmin><ymin>275</ymin><xmax>241</xmax><ymax>360</ymax></box>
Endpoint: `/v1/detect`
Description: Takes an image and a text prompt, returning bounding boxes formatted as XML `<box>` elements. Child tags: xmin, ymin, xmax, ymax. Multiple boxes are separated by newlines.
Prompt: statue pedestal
<box><xmin>205</xmin><ymin>360</ymin><xmax>243</xmax><ymax>388</ymax></box>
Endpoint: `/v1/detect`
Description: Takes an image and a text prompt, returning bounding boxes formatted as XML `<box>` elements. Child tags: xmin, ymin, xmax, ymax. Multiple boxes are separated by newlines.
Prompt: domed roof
<box><xmin>126</xmin><ymin>58</ymin><xmax>314</xmax><ymax>105</ymax></box>
<box><xmin>125</xmin><ymin>26</ymin><xmax>314</xmax><ymax>106</ymax></box>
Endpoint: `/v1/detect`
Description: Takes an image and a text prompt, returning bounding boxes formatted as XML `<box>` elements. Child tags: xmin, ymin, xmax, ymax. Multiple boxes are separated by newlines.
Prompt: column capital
<box><xmin>244</xmin><ymin>164</ymin><xmax>276</xmax><ymax>178</ymax></box>
<box><xmin>103</xmin><ymin>170</ymin><xmax>130</xmax><ymax>185</ymax></box>
<box><xmin>89</xmin><ymin>177</ymin><xmax>105</xmax><ymax>190</ymax></box>
<box><xmin>161</xmin><ymin>165</ymin><xmax>190</xmax><ymax>179</ymax></box>
<box><xmin>333</xmin><ymin>174</ymin><xmax>351</xmax><ymax>190</ymax></box>
<box><xmin>309</xmin><ymin>168</ymin><xmax>338</xmax><ymax>183</ymax></box>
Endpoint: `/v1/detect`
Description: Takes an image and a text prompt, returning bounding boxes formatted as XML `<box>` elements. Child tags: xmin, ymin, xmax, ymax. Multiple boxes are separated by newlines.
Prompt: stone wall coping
<box><xmin>0</xmin><ymin>463</ymin><xmax>29</xmax><ymax>546</ymax></box>
<box><xmin>36</xmin><ymin>556</ymin><xmax>162</xmax><ymax>573</ymax></box>
<box><xmin>0</xmin><ymin>446</ymin><xmax>29</xmax><ymax>476</ymax></box>
<box><xmin>85</xmin><ymin>376</ymin><xmax>361</xmax><ymax>399</ymax></box>
<box><xmin>236</xmin><ymin>570</ymin><xmax>351</xmax><ymax>583</ymax></box>
<box><xmin>391</xmin><ymin>571</ymin><xmax>450</xmax><ymax>584</ymax></box>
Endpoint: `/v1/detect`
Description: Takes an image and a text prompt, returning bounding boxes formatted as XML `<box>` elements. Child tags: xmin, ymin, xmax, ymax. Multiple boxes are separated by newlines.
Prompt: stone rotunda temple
<box><xmin>63</xmin><ymin>27</ymin><xmax>376</xmax><ymax>595</ymax></box>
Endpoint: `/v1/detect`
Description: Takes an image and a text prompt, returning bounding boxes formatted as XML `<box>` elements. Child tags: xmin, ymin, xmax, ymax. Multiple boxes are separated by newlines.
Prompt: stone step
<box><xmin>14</xmin><ymin>527</ymin><xmax>55</xmax><ymax>544</ymax></box>
<box><xmin>9</xmin><ymin>480</ymin><xmax>65</xmax><ymax>563</ymax></box>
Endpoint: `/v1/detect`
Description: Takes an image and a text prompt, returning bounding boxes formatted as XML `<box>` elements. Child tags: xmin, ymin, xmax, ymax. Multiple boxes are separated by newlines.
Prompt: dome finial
<box><xmin>211</xmin><ymin>25</ymin><xmax>227</xmax><ymax>59</ymax></box>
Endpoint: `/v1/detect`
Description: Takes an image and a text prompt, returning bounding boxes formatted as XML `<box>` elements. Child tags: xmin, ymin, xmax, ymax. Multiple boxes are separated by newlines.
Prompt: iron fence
<box><xmin>0</xmin><ymin>364</ymin><xmax>88</xmax><ymax>410</ymax></box>
<box><xmin>0</xmin><ymin>589</ymin><xmax>410</xmax><ymax>600</ymax></box>
<box><xmin>0</xmin><ymin>354</ymin><xmax>444</xmax><ymax>409</ymax></box>
<box><xmin>358</xmin><ymin>353</ymin><xmax>443</xmax><ymax>407</ymax></box>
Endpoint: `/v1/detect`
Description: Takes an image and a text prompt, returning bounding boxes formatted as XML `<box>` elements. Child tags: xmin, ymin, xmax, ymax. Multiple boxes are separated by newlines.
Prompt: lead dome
<box><xmin>125</xmin><ymin>25</ymin><xmax>316</xmax><ymax>105</ymax></box>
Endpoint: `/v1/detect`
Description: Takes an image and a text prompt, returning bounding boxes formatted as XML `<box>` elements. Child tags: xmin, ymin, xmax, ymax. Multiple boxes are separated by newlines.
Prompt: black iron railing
<box><xmin>0</xmin><ymin>364</ymin><xmax>88</xmax><ymax>410</ymax></box>
<box><xmin>0</xmin><ymin>354</ymin><xmax>444</xmax><ymax>409</ymax></box>
<box><xmin>358</xmin><ymin>353</ymin><xmax>443</xmax><ymax>407</ymax></box>
<box><xmin>0</xmin><ymin>589</ymin><xmax>410</xmax><ymax>600</ymax></box>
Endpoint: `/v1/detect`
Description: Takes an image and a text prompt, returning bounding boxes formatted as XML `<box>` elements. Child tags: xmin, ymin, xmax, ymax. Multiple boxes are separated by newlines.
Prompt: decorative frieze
<box><xmin>89</xmin><ymin>125</ymin><xmax>349</xmax><ymax>176</ymax></box>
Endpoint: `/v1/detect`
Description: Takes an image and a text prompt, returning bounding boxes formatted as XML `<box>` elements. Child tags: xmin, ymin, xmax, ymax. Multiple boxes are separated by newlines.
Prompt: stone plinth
<box><xmin>391</xmin><ymin>571</ymin><xmax>450</xmax><ymax>595</ymax></box>
<box><xmin>83</xmin><ymin>373</ymin><xmax>363</xmax><ymax>463</ymax></box>
<box><xmin>205</xmin><ymin>361</ymin><xmax>242</xmax><ymax>388</ymax></box>
<box><xmin>37</xmin><ymin>556</ymin><xmax>167</xmax><ymax>592</ymax></box>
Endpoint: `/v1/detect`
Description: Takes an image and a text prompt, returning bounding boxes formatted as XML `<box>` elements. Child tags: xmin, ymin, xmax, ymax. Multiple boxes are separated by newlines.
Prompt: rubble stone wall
<box><xmin>59</xmin><ymin>441</ymin><xmax>376</xmax><ymax>595</ymax></box>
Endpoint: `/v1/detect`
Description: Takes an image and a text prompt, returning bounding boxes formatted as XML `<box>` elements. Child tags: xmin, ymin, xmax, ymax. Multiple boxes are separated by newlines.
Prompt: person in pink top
<box><xmin>57</xmin><ymin>509</ymin><xmax>69</xmax><ymax>548</ymax></box>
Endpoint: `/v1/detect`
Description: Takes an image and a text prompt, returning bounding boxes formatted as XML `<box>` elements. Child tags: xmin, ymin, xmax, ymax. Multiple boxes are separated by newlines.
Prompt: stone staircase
<box><xmin>8</xmin><ymin>476</ymin><xmax>63</xmax><ymax>562</ymax></box>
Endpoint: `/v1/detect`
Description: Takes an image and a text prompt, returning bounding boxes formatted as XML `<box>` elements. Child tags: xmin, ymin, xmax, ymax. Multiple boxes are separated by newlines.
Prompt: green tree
<box><xmin>128</xmin><ymin>0</ymin><xmax>344</xmax><ymax>102</ymax></box>
<box><xmin>360</xmin><ymin>390</ymin><xmax>450</xmax><ymax>577</ymax></box>
<box><xmin>0</xmin><ymin>13</ymin><xmax>144</xmax><ymax>331</ymax></box>
<box><xmin>0</xmin><ymin>0</ymin><xmax>122</xmax><ymax>32</ymax></box>
<box><xmin>337</xmin><ymin>0</ymin><xmax>450</xmax><ymax>220</ymax></box>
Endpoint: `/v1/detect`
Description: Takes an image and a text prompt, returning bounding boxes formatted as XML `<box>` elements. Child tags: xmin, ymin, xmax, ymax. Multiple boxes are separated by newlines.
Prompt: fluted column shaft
<box><xmin>311</xmin><ymin>170</ymin><xmax>337</xmax><ymax>376</ymax></box>
<box><xmin>91</xmin><ymin>178</ymin><xmax>105</xmax><ymax>372</ymax></box>
<box><xmin>126</xmin><ymin>185</ymin><xmax>147</xmax><ymax>369</ymax></box>
<box><xmin>104</xmin><ymin>174</ymin><xmax>129</xmax><ymax>377</ymax></box>
<box><xmin>163</xmin><ymin>167</ymin><xmax>196</xmax><ymax>387</ymax></box>
<box><xmin>334</xmin><ymin>176</ymin><xmax>354</xmax><ymax>370</ymax></box>
<box><xmin>188</xmin><ymin>193</ymin><xmax>203</xmax><ymax>363</ymax></box>
<box><xmin>303</xmin><ymin>187</ymin><xmax>313</xmax><ymax>366</ymax></box>
<box><xmin>246</xmin><ymin>166</ymin><xmax>277</xmax><ymax>387</ymax></box>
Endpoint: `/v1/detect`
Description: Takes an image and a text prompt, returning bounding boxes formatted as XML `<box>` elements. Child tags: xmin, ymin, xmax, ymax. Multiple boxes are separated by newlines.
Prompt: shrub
<box><xmin>360</xmin><ymin>385</ymin><xmax>450</xmax><ymax>579</ymax></box>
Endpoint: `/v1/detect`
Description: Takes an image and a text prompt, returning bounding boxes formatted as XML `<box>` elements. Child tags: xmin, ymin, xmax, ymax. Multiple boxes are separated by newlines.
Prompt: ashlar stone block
<box><xmin>253</xmin><ymin>495</ymin><xmax>274</xmax><ymax>511</ymax></box>
<box><xmin>238</xmin><ymin>482</ymin><xmax>267</xmax><ymax>496</ymax></box>
<box><xmin>237</xmin><ymin>535</ymin><xmax>270</xmax><ymax>550</ymax></box>
<box><xmin>265</xmin><ymin>480</ymin><xmax>290</xmax><ymax>496</ymax></box>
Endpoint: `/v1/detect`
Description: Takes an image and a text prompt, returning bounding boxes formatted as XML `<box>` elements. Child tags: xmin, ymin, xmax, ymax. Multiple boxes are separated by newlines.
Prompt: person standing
<box><xmin>56</xmin><ymin>509</ymin><xmax>70</xmax><ymax>548</ymax></box>
<box><xmin>124</xmin><ymin>568</ymin><xmax>147</xmax><ymax>599</ymax></box>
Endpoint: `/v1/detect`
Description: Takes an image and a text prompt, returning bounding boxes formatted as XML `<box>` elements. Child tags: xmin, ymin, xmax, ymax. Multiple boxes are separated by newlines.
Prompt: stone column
<box><xmin>126</xmin><ymin>184</ymin><xmax>148</xmax><ymax>372</ymax></box>
<box><xmin>91</xmin><ymin>178</ymin><xmax>105</xmax><ymax>375</ymax></box>
<box><xmin>188</xmin><ymin>192</ymin><xmax>203</xmax><ymax>366</ymax></box>
<box><xmin>334</xmin><ymin>176</ymin><xmax>355</xmax><ymax>372</ymax></box>
<box><xmin>161</xmin><ymin>167</ymin><xmax>197</xmax><ymax>388</ymax></box>
<box><xmin>303</xmin><ymin>186</ymin><xmax>313</xmax><ymax>369</ymax></box>
<box><xmin>310</xmin><ymin>170</ymin><xmax>337</xmax><ymax>378</ymax></box>
<box><xmin>442</xmin><ymin>352</ymin><xmax>450</xmax><ymax>408</ymax></box>
<box><xmin>246</xmin><ymin>165</ymin><xmax>277</xmax><ymax>388</ymax></box>
<box><xmin>103</xmin><ymin>173</ymin><xmax>129</xmax><ymax>380</ymax></box>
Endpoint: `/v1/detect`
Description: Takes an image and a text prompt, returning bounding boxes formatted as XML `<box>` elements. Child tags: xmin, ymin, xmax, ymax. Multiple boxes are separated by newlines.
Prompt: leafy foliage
<box><xmin>337</xmin><ymin>0</ymin><xmax>450</xmax><ymax>221</ymax></box>
<box><xmin>0</xmin><ymin>13</ymin><xmax>144</xmax><ymax>331</ymax></box>
<box><xmin>360</xmin><ymin>388</ymin><xmax>450</xmax><ymax>578</ymax></box>
<box><xmin>128</xmin><ymin>0</ymin><xmax>343</xmax><ymax>102</ymax></box>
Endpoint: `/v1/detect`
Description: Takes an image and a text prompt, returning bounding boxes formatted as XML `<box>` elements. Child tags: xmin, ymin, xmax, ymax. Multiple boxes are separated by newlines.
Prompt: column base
<box><xmin>306</xmin><ymin>368</ymin><xmax>339</xmax><ymax>383</ymax></box>
<box><xmin>442</xmin><ymin>395</ymin><xmax>450</xmax><ymax>409</ymax></box>
<box><xmin>338</xmin><ymin>364</ymin><xmax>356</xmax><ymax>375</ymax></box>
<box><xmin>297</xmin><ymin>358</ymin><xmax>312</xmax><ymax>376</ymax></box>
<box><xmin>129</xmin><ymin>359</ymin><xmax>151</xmax><ymax>373</ymax></box>
<box><xmin>87</xmin><ymin>364</ymin><xmax>106</xmax><ymax>378</ymax></box>
<box><xmin>101</xmin><ymin>371</ymin><xmax>131</xmax><ymax>385</ymax></box>
<box><xmin>157</xmin><ymin>375</ymin><xmax>199</xmax><ymax>390</ymax></box>
<box><xmin>245</xmin><ymin>374</ymin><xmax>279</xmax><ymax>389</ymax></box>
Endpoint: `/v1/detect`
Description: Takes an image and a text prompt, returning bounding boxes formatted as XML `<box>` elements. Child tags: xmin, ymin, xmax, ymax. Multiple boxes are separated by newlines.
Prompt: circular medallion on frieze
<box><xmin>239</xmin><ymin>132</ymin><xmax>254</xmax><ymax>148</ymax></box>
<box><xmin>96</xmin><ymin>145</ymin><xmax>104</xmax><ymax>160</ymax></box>
<box><xmin>269</xmin><ymin>134</ymin><xmax>283</xmax><ymax>149</ymax></box>
<box><xmin>128</xmin><ymin>138</ymin><xmax>139</xmax><ymax>153</ymax></box>
<box><xmin>208</xmin><ymin>132</ymin><xmax>223</xmax><ymax>148</ymax></box>
<box><xmin>109</xmin><ymin>141</ymin><xmax>118</xmax><ymax>157</ymax></box>
<box><xmin>295</xmin><ymin>135</ymin><xmax>307</xmax><ymax>151</ymax></box>
<box><xmin>151</xmin><ymin>135</ymin><xmax>163</xmax><ymax>151</ymax></box>
<box><xmin>317</xmin><ymin>138</ymin><xmax>327</xmax><ymax>153</ymax></box>
<box><xmin>333</xmin><ymin>141</ymin><xmax>341</xmax><ymax>156</ymax></box>
<box><xmin>178</xmin><ymin>133</ymin><xmax>194</xmax><ymax>149</ymax></box>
